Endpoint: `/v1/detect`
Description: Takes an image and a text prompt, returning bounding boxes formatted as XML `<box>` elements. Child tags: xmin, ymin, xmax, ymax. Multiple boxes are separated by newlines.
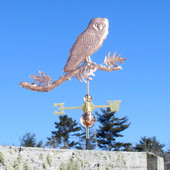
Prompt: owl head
<box><xmin>87</xmin><ymin>18</ymin><xmax>109</xmax><ymax>34</ymax></box>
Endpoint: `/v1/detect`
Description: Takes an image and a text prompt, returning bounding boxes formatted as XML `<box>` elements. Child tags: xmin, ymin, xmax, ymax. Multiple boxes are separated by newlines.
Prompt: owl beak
<box><xmin>98</xmin><ymin>25</ymin><xmax>103</xmax><ymax>31</ymax></box>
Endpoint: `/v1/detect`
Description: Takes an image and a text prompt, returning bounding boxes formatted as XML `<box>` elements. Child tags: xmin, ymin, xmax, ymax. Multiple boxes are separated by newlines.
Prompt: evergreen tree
<box><xmin>135</xmin><ymin>136</ymin><xmax>165</xmax><ymax>155</ymax></box>
<box><xmin>20</xmin><ymin>132</ymin><xmax>43</xmax><ymax>147</ymax></box>
<box><xmin>46</xmin><ymin>115</ymin><xmax>81</xmax><ymax>149</ymax></box>
<box><xmin>96</xmin><ymin>108</ymin><xmax>131</xmax><ymax>151</ymax></box>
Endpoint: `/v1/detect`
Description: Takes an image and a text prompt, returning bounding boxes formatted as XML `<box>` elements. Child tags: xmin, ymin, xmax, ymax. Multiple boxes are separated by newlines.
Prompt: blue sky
<box><xmin>0</xmin><ymin>0</ymin><xmax>170</xmax><ymax>149</ymax></box>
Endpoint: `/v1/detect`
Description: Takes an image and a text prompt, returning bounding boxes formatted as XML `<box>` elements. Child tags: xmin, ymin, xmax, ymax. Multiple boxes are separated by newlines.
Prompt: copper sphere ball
<box><xmin>84</xmin><ymin>94</ymin><xmax>92</xmax><ymax>102</ymax></box>
<box><xmin>80</xmin><ymin>112</ymin><xmax>95</xmax><ymax>127</ymax></box>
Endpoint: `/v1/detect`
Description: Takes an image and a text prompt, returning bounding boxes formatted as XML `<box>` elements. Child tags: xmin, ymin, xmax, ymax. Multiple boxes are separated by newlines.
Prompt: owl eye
<box><xmin>102</xmin><ymin>24</ymin><xmax>106</xmax><ymax>27</ymax></box>
<box><xmin>94</xmin><ymin>24</ymin><xmax>98</xmax><ymax>27</ymax></box>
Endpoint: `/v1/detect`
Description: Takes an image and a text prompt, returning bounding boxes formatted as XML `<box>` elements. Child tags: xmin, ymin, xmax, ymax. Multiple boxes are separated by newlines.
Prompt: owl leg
<box><xmin>84</xmin><ymin>56</ymin><xmax>96</xmax><ymax>65</ymax></box>
<box><xmin>85</xmin><ymin>56</ymin><xmax>92</xmax><ymax>63</ymax></box>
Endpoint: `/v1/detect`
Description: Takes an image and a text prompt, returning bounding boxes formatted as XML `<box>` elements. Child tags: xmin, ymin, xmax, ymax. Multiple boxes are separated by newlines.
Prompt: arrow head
<box><xmin>107</xmin><ymin>100</ymin><xmax>121</xmax><ymax>112</ymax></box>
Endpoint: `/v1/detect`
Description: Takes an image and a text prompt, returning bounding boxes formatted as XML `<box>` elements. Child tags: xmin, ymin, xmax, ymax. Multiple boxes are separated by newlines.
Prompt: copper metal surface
<box><xmin>20</xmin><ymin>18</ymin><xmax>126</xmax><ymax>92</ymax></box>
<box><xmin>80</xmin><ymin>112</ymin><xmax>95</xmax><ymax>128</ymax></box>
<box><xmin>64</xmin><ymin>18</ymin><xmax>109</xmax><ymax>72</ymax></box>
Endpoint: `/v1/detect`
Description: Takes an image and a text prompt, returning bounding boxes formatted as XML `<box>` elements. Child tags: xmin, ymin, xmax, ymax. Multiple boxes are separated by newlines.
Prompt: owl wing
<box><xmin>63</xmin><ymin>32</ymin><xmax>99</xmax><ymax>72</ymax></box>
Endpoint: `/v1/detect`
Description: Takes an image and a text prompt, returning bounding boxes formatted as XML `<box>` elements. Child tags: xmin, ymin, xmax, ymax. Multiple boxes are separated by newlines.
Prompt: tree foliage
<box><xmin>20</xmin><ymin>132</ymin><xmax>43</xmax><ymax>147</ymax></box>
<box><xmin>96</xmin><ymin>108</ymin><xmax>131</xmax><ymax>151</ymax></box>
<box><xmin>46</xmin><ymin>115</ymin><xmax>81</xmax><ymax>149</ymax></box>
<box><xmin>135</xmin><ymin>136</ymin><xmax>165</xmax><ymax>155</ymax></box>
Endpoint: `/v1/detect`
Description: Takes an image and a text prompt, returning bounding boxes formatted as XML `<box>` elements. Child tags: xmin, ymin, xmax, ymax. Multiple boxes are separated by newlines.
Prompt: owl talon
<box><xmin>76</xmin><ymin>62</ymin><xmax>96</xmax><ymax>83</ymax></box>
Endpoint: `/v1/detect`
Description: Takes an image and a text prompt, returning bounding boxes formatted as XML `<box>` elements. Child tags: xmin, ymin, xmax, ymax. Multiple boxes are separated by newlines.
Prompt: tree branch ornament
<box><xmin>29</xmin><ymin>71</ymin><xmax>52</xmax><ymax>86</ymax></box>
<box><xmin>20</xmin><ymin>52</ymin><xmax>126</xmax><ymax>92</ymax></box>
<box><xmin>20</xmin><ymin>18</ymin><xmax>126</xmax><ymax>92</ymax></box>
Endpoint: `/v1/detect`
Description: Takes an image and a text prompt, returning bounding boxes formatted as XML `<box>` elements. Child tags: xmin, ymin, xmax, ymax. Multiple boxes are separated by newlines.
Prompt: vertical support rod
<box><xmin>87</xmin><ymin>78</ymin><xmax>89</xmax><ymax>95</ymax></box>
<box><xmin>86</xmin><ymin>127</ymin><xmax>89</xmax><ymax>150</ymax></box>
<box><xmin>86</xmin><ymin>78</ymin><xmax>90</xmax><ymax>150</ymax></box>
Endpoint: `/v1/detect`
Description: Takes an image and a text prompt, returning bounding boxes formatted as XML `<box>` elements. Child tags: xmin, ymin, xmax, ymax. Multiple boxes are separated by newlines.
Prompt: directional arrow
<box><xmin>54</xmin><ymin>100</ymin><xmax>121</xmax><ymax>115</ymax></box>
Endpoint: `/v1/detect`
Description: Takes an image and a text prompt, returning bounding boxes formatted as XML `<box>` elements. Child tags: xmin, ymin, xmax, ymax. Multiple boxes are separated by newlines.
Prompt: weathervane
<box><xmin>20</xmin><ymin>18</ymin><xmax>126</xmax><ymax>149</ymax></box>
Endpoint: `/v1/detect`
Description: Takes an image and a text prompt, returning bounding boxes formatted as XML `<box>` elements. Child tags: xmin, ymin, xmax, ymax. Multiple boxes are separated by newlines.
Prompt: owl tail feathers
<box><xmin>63</xmin><ymin>65</ymin><xmax>72</xmax><ymax>72</ymax></box>
<box><xmin>63</xmin><ymin>58</ymin><xmax>80</xmax><ymax>72</ymax></box>
<box><xmin>63</xmin><ymin>55</ymin><xmax>85</xmax><ymax>72</ymax></box>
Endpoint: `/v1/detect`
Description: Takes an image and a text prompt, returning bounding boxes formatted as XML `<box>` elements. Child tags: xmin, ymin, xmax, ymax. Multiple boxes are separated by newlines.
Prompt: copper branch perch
<box><xmin>20</xmin><ymin>52</ymin><xmax>126</xmax><ymax>92</ymax></box>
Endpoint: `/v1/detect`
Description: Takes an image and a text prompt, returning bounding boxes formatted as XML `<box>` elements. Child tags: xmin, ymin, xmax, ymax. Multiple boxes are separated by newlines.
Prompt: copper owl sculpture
<box><xmin>63</xmin><ymin>18</ymin><xmax>109</xmax><ymax>72</ymax></box>
<box><xmin>20</xmin><ymin>17</ymin><xmax>126</xmax><ymax>92</ymax></box>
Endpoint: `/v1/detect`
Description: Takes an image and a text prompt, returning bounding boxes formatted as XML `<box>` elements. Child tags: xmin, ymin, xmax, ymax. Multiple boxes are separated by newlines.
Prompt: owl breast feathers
<box><xmin>63</xmin><ymin>18</ymin><xmax>109</xmax><ymax>72</ymax></box>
